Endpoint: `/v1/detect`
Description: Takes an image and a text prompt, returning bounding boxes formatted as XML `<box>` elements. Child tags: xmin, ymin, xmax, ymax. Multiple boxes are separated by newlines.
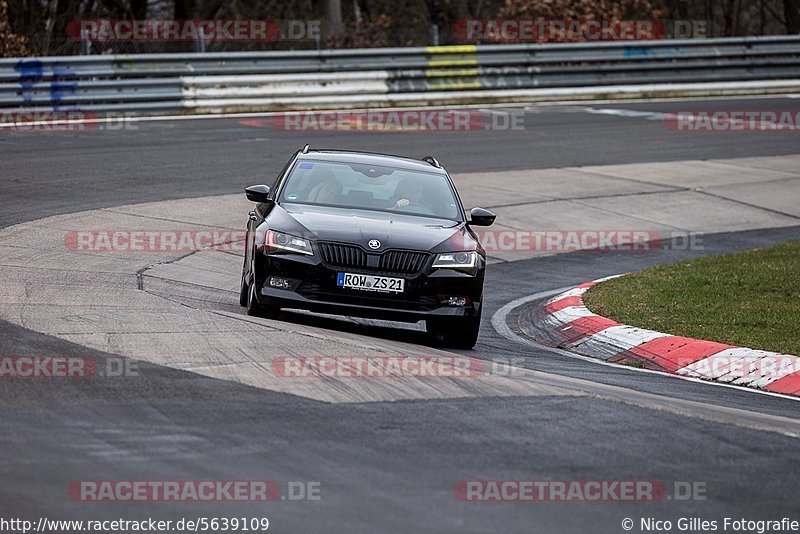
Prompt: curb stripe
<box><xmin>528</xmin><ymin>278</ymin><xmax>800</xmax><ymax>398</ymax></box>
<box><xmin>553</xmin><ymin>287</ymin><xmax>591</xmax><ymax>299</ymax></box>
<box><xmin>546</xmin><ymin>306</ymin><xmax>595</xmax><ymax>326</ymax></box>
<box><xmin>628</xmin><ymin>337</ymin><xmax>732</xmax><ymax>373</ymax></box>
<box><xmin>556</xmin><ymin>316</ymin><xmax>619</xmax><ymax>345</ymax></box>
<box><xmin>571</xmin><ymin>325</ymin><xmax>670</xmax><ymax>359</ymax></box>
<box><xmin>545</xmin><ymin>296</ymin><xmax>584</xmax><ymax>313</ymax></box>
<box><xmin>676</xmin><ymin>347</ymin><xmax>800</xmax><ymax>388</ymax></box>
<box><xmin>765</xmin><ymin>372</ymin><xmax>800</xmax><ymax>395</ymax></box>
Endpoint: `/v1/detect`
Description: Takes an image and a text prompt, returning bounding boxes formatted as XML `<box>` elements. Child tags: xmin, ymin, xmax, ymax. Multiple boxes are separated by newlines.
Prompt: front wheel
<box><xmin>246</xmin><ymin>282</ymin><xmax>280</xmax><ymax>319</ymax></box>
<box><xmin>427</xmin><ymin>313</ymin><xmax>481</xmax><ymax>349</ymax></box>
<box><xmin>239</xmin><ymin>272</ymin><xmax>249</xmax><ymax>307</ymax></box>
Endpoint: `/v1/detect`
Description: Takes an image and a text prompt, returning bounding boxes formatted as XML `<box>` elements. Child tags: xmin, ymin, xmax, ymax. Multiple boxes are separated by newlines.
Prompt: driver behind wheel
<box><xmin>391</xmin><ymin>178</ymin><xmax>426</xmax><ymax>210</ymax></box>
<box><xmin>306</xmin><ymin>171</ymin><xmax>343</xmax><ymax>204</ymax></box>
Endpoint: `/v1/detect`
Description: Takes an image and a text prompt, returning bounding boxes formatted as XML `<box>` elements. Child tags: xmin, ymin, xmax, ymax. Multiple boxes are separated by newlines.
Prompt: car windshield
<box><xmin>279</xmin><ymin>159</ymin><xmax>462</xmax><ymax>221</ymax></box>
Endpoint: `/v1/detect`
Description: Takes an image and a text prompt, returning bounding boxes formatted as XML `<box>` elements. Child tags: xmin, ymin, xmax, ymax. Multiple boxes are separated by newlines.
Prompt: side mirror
<box><xmin>469</xmin><ymin>207</ymin><xmax>496</xmax><ymax>227</ymax></box>
<box><xmin>245</xmin><ymin>185</ymin><xmax>271</xmax><ymax>203</ymax></box>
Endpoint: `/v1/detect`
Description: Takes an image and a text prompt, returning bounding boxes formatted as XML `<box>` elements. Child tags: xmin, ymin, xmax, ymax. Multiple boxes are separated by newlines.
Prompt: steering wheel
<box><xmin>396</xmin><ymin>200</ymin><xmax>434</xmax><ymax>215</ymax></box>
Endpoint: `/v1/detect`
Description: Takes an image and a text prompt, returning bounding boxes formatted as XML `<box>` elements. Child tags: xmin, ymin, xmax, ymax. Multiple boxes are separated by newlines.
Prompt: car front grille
<box><xmin>317</xmin><ymin>243</ymin><xmax>368</xmax><ymax>269</ymax></box>
<box><xmin>379</xmin><ymin>250</ymin><xmax>429</xmax><ymax>274</ymax></box>
<box><xmin>317</xmin><ymin>243</ymin><xmax>429</xmax><ymax>274</ymax></box>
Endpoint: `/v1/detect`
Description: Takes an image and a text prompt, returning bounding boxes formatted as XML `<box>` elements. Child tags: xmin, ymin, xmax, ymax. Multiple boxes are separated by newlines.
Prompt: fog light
<box><xmin>269</xmin><ymin>277</ymin><xmax>291</xmax><ymax>289</ymax></box>
<box><xmin>442</xmin><ymin>296</ymin><xmax>469</xmax><ymax>307</ymax></box>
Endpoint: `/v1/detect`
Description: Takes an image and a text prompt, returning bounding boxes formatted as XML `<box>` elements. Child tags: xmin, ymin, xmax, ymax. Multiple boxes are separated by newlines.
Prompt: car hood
<box><xmin>266</xmin><ymin>203</ymin><xmax>478</xmax><ymax>252</ymax></box>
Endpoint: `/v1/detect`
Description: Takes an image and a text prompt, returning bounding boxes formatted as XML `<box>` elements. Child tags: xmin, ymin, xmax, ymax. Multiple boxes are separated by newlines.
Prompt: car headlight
<box><xmin>265</xmin><ymin>230</ymin><xmax>313</xmax><ymax>255</ymax></box>
<box><xmin>432</xmin><ymin>251</ymin><xmax>478</xmax><ymax>272</ymax></box>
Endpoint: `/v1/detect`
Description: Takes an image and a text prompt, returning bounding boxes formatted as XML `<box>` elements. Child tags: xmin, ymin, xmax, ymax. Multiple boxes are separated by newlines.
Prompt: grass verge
<box><xmin>582</xmin><ymin>241</ymin><xmax>800</xmax><ymax>355</ymax></box>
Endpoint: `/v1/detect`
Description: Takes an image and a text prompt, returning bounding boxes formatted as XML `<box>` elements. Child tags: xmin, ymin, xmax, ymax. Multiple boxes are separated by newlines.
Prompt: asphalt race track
<box><xmin>1</xmin><ymin>96</ymin><xmax>799</xmax><ymax>533</ymax></box>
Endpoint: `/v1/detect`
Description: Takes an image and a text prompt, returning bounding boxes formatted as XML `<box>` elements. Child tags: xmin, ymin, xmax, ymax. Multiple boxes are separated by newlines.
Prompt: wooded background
<box><xmin>3</xmin><ymin>0</ymin><xmax>799</xmax><ymax>56</ymax></box>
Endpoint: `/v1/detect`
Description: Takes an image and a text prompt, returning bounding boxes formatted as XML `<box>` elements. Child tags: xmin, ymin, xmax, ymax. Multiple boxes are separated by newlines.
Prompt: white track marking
<box><xmin>582</xmin><ymin>108</ymin><xmax>667</xmax><ymax>120</ymax></box>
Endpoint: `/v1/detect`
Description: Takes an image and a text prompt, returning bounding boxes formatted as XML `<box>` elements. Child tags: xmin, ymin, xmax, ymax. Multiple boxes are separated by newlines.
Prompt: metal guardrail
<box><xmin>0</xmin><ymin>35</ymin><xmax>799</xmax><ymax>115</ymax></box>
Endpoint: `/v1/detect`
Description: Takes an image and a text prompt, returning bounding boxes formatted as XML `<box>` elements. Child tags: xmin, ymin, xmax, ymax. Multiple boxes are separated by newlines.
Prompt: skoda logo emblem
<box><xmin>368</xmin><ymin>239</ymin><xmax>381</xmax><ymax>250</ymax></box>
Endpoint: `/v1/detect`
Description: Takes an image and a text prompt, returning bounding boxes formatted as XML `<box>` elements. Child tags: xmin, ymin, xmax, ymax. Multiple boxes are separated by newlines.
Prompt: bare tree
<box><xmin>0</xmin><ymin>0</ymin><xmax>29</xmax><ymax>56</ymax></box>
<box><xmin>174</xmin><ymin>0</ymin><xmax>195</xmax><ymax>18</ymax></box>
<box><xmin>325</xmin><ymin>0</ymin><xmax>343</xmax><ymax>36</ymax></box>
<box><xmin>129</xmin><ymin>0</ymin><xmax>146</xmax><ymax>18</ymax></box>
<box><xmin>785</xmin><ymin>0</ymin><xmax>800</xmax><ymax>32</ymax></box>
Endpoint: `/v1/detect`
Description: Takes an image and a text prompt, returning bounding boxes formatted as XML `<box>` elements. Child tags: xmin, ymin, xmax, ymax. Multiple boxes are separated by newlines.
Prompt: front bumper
<box><xmin>253</xmin><ymin>251</ymin><xmax>484</xmax><ymax>322</ymax></box>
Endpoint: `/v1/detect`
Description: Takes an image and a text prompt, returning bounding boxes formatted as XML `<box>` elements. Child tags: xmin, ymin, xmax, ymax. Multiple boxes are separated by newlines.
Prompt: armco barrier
<box><xmin>1</xmin><ymin>36</ymin><xmax>799</xmax><ymax>115</ymax></box>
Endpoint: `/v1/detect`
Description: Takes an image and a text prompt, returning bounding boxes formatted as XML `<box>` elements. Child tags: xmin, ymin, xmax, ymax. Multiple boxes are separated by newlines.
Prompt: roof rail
<box><xmin>421</xmin><ymin>155</ymin><xmax>440</xmax><ymax>168</ymax></box>
<box><xmin>302</xmin><ymin>144</ymin><xmax>310</xmax><ymax>154</ymax></box>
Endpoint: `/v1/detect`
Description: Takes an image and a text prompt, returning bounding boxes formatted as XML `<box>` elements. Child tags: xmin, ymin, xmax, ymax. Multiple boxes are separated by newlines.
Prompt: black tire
<box><xmin>246</xmin><ymin>283</ymin><xmax>280</xmax><ymax>319</ymax></box>
<box><xmin>427</xmin><ymin>313</ymin><xmax>481</xmax><ymax>349</ymax></box>
<box><xmin>246</xmin><ymin>282</ymin><xmax>261</xmax><ymax>316</ymax></box>
<box><xmin>239</xmin><ymin>272</ymin><xmax>249</xmax><ymax>307</ymax></box>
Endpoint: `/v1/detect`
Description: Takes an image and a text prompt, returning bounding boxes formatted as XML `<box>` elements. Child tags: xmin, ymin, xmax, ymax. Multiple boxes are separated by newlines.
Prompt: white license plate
<box><xmin>337</xmin><ymin>272</ymin><xmax>405</xmax><ymax>293</ymax></box>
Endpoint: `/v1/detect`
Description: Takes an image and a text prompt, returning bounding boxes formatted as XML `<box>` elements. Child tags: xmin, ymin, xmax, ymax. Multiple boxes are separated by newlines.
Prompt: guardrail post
<box><xmin>81</xmin><ymin>30</ymin><xmax>92</xmax><ymax>55</ymax></box>
<box><xmin>430</xmin><ymin>24</ymin><xmax>439</xmax><ymax>46</ymax></box>
<box><xmin>196</xmin><ymin>27</ymin><xmax>207</xmax><ymax>53</ymax></box>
